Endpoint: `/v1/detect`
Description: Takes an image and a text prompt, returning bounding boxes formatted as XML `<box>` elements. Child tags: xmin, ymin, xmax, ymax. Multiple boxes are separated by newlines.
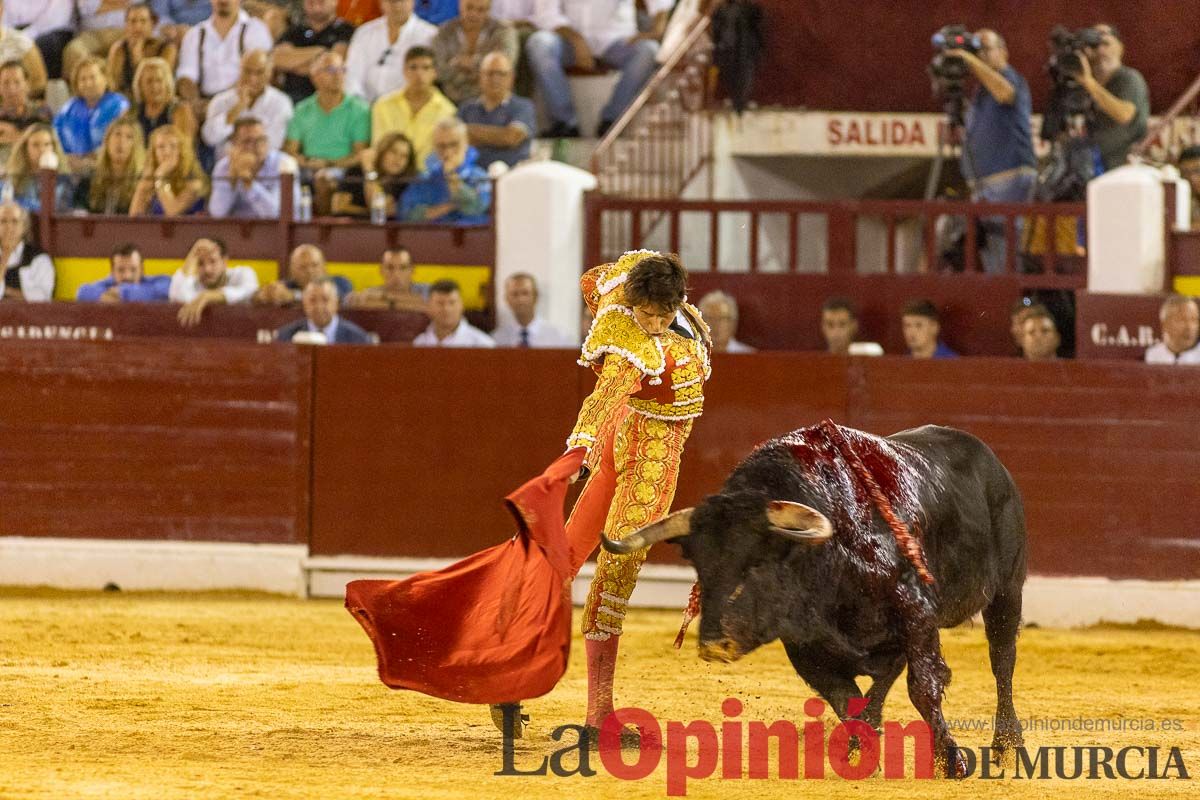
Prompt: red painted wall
<box><xmin>749</xmin><ymin>1</ymin><xmax>1195</xmax><ymax>113</ymax></box>
<box><xmin>3</xmin><ymin>342</ymin><xmax>1197</xmax><ymax>580</ymax></box>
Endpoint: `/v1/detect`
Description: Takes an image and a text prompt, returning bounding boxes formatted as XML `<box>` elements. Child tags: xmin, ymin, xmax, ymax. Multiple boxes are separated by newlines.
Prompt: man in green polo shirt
<box><xmin>284</xmin><ymin>51</ymin><xmax>371</xmax><ymax>212</ymax></box>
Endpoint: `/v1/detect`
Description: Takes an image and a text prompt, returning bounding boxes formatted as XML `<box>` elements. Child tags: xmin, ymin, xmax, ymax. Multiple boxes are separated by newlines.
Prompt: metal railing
<box><xmin>586</xmin><ymin>193</ymin><xmax>1090</xmax><ymax>288</ymax></box>
<box><xmin>1131</xmin><ymin>71</ymin><xmax>1200</xmax><ymax>163</ymax></box>
<box><xmin>589</xmin><ymin>12</ymin><xmax>714</xmax><ymax>199</ymax></box>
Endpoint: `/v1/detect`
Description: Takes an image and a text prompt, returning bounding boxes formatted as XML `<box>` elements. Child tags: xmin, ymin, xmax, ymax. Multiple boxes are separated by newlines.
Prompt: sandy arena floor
<box><xmin>0</xmin><ymin>587</ymin><xmax>1197</xmax><ymax>799</ymax></box>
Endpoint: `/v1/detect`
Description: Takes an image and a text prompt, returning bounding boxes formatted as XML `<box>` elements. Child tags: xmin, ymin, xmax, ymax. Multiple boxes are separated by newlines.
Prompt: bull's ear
<box><xmin>601</xmin><ymin>507</ymin><xmax>694</xmax><ymax>554</ymax></box>
<box><xmin>766</xmin><ymin>500</ymin><xmax>832</xmax><ymax>545</ymax></box>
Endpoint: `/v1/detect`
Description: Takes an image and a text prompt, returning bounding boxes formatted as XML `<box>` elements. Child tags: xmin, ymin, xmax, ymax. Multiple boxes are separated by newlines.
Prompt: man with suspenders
<box><xmin>176</xmin><ymin>0</ymin><xmax>274</xmax><ymax>118</ymax></box>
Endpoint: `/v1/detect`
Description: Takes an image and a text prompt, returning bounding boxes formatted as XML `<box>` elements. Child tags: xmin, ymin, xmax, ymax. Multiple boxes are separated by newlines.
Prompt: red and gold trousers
<box><xmin>565</xmin><ymin>405</ymin><xmax>693</xmax><ymax>640</ymax></box>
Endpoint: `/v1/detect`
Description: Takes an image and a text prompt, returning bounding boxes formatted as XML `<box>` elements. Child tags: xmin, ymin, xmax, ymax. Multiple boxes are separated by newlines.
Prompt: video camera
<box><xmin>1042</xmin><ymin>25</ymin><xmax>1102</xmax><ymax>138</ymax></box>
<box><xmin>928</xmin><ymin>25</ymin><xmax>980</xmax><ymax>126</ymax></box>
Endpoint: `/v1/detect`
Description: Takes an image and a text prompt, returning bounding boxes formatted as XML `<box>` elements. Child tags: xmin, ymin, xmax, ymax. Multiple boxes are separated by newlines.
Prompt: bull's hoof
<box><xmin>583</xmin><ymin>724</ymin><xmax>662</xmax><ymax>751</ymax></box>
<box><xmin>490</xmin><ymin>703</ymin><xmax>529</xmax><ymax>739</ymax></box>
<box><xmin>938</xmin><ymin>747</ymin><xmax>970</xmax><ymax>779</ymax></box>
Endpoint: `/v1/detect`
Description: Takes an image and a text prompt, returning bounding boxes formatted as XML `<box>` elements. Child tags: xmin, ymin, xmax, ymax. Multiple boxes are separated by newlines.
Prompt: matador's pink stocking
<box><xmin>585</xmin><ymin>635</ymin><xmax>620</xmax><ymax>728</ymax></box>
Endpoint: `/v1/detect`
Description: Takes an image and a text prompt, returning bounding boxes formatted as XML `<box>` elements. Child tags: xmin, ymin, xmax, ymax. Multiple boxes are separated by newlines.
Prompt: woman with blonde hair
<box><xmin>128</xmin><ymin>57</ymin><xmax>196</xmax><ymax>144</ymax></box>
<box><xmin>0</xmin><ymin>123</ymin><xmax>73</xmax><ymax>212</ymax></box>
<box><xmin>129</xmin><ymin>124</ymin><xmax>208</xmax><ymax>216</ymax></box>
<box><xmin>52</xmin><ymin>56</ymin><xmax>130</xmax><ymax>173</ymax></box>
<box><xmin>73</xmin><ymin>117</ymin><xmax>145</xmax><ymax>214</ymax></box>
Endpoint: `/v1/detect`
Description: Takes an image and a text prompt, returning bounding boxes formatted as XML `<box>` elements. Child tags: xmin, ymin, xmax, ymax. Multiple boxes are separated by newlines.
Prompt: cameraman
<box><xmin>947</xmin><ymin>30</ymin><xmax>1036</xmax><ymax>273</ymax></box>
<box><xmin>1077</xmin><ymin>23</ymin><xmax>1149</xmax><ymax>171</ymax></box>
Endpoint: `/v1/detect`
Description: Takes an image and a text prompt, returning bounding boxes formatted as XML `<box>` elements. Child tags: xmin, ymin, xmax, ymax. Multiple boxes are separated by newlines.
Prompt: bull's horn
<box><xmin>600</xmin><ymin>508</ymin><xmax>694</xmax><ymax>554</ymax></box>
<box><xmin>766</xmin><ymin>500</ymin><xmax>833</xmax><ymax>544</ymax></box>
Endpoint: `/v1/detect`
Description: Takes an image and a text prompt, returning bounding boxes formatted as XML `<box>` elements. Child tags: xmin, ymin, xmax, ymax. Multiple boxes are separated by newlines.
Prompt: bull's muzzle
<box><xmin>699</xmin><ymin>638</ymin><xmax>744</xmax><ymax>663</ymax></box>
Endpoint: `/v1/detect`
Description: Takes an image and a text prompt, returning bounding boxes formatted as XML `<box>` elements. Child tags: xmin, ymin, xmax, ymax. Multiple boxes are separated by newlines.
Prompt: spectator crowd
<box><xmin>0</xmin><ymin>0</ymin><xmax>678</xmax><ymax>222</ymax></box>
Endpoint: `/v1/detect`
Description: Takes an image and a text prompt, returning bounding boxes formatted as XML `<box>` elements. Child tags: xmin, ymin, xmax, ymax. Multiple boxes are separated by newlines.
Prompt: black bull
<box><xmin>602</xmin><ymin>422</ymin><xmax>1027</xmax><ymax>773</ymax></box>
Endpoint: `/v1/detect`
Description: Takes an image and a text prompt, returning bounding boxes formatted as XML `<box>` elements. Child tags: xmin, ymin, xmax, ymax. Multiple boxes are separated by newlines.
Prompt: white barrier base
<box><xmin>0</xmin><ymin>537</ymin><xmax>307</xmax><ymax>596</ymax></box>
<box><xmin>2</xmin><ymin>539</ymin><xmax>1197</xmax><ymax>629</ymax></box>
<box><xmin>305</xmin><ymin>554</ymin><xmax>1200</xmax><ymax>630</ymax></box>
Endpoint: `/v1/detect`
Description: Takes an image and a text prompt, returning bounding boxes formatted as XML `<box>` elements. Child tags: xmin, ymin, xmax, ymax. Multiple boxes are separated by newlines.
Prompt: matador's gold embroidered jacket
<box><xmin>565</xmin><ymin>251</ymin><xmax>712</xmax><ymax>469</ymax></box>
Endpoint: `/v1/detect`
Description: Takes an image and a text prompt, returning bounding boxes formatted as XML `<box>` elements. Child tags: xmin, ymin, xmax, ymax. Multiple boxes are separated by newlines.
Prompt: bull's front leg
<box><xmin>893</xmin><ymin>583</ymin><xmax>966</xmax><ymax>778</ymax></box>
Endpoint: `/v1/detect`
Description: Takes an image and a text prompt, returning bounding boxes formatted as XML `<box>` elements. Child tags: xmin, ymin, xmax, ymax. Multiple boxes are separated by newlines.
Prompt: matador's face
<box><xmin>633</xmin><ymin>303</ymin><xmax>674</xmax><ymax>337</ymax></box>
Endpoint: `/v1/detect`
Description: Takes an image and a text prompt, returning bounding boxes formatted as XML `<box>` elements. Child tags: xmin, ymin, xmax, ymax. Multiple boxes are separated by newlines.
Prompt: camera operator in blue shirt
<box><xmin>945</xmin><ymin>29</ymin><xmax>1036</xmax><ymax>274</ymax></box>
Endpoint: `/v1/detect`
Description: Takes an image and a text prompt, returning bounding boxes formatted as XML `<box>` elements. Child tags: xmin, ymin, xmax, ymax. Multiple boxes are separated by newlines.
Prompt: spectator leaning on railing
<box><xmin>399</xmin><ymin>116</ymin><xmax>490</xmax><ymax>223</ymax></box>
<box><xmin>1144</xmin><ymin>294</ymin><xmax>1200</xmax><ymax>365</ymax></box>
<box><xmin>255</xmin><ymin>243</ymin><xmax>352</xmax><ymax>306</ymax></box>
<box><xmin>0</xmin><ymin>200</ymin><xmax>52</xmax><ymax>301</ymax></box>
<box><xmin>344</xmin><ymin>245</ymin><xmax>429</xmax><ymax>310</ymax></box>
<box><xmin>168</xmin><ymin>236</ymin><xmax>260</xmax><ymax>327</ymax></box>
<box><xmin>73</xmin><ymin>116</ymin><xmax>144</xmax><ymax>213</ymax></box>
<box><xmin>0</xmin><ymin>123</ymin><xmax>73</xmax><ymax>212</ymax></box>
<box><xmin>330</xmin><ymin>130</ymin><xmax>416</xmax><ymax>217</ymax></box>
<box><xmin>76</xmin><ymin>242</ymin><xmax>172</xmax><ymax>302</ymax></box>
<box><xmin>210</xmin><ymin>117</ymin><xmax>302</xmax><ymax>219</ymax></box>
<box><xmin>276</xmin><ymin>277</ymin><xmax>374</xmax><ymax>343</ymax></box>
<box><xmin>129</xmin><ymin>123</ymin><xmax>209</xmax><ymax>215</ymax></box>
<box><xmin>1079</xmin><ymin>23</ymin><xmax>1148</xmax><ymax>172</ymax></box>
<box><xmin>944</xmin><ymin>29</ymin><xmax>1035</xmax><ymax>274</ymax></box>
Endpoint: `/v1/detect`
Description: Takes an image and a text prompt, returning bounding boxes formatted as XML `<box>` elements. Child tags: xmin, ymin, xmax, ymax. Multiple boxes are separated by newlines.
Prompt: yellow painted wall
<box><xmin>53</xmin><ymin>259</ymin><xmax>491</xmax><ymax>309</ymax></box>
<box><xmin>1173</xmin><ymin>276</ymin><xmax>1200</xmax><ymax>296</ymax></box>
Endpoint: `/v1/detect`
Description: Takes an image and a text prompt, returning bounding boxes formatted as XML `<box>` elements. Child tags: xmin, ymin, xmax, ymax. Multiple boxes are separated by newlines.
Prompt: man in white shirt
<box><xmin>1144</xmin><ymin>294</ymin><xmax>1200</xmax><ymax>365</ymax></box>
<box><xmin>698</xmin><ymin>290</ymin><xmax>755</xmax><ymax>354</ymax></box>
<box><xmin>168</xmin><ymin>236</ymin><xmax>261</xmax><ymax>327</ymax></box>
<box><xmin>527</xmin><ymin>0</ymin><xmax>672</xmax><ymax>137</ymax></box>
<box><xmin>344</xmin><ymin>0</ymin><xmax>437</xmax><ymax>103</ymax></box>
<box><xmin>202</xmin><ymin>50</ymin><xmax>294</xmax><ymax>158</ymax></box>
<box><xmin>413</xmin><ymin>279</ymin><xmax>496</xmax><ymax>347</ymax></box>
<box><xmin>4</xmin><ymin>0</ymin><xmax>72</xmax><ymax>80</ymax></box>
<box><xmin>490</xmin><ymin>0</ymin><xmax>536</xmax><ymax>24</ymax></box>
<box><xmin>176</xmin><ymin>0</ymin><xmax>274</xmax><ymax>116</ymax></box>
<box><xmin>491</xmin><ymin>272</ymin><xmax>572</xmax><ymax>347</ymax></box>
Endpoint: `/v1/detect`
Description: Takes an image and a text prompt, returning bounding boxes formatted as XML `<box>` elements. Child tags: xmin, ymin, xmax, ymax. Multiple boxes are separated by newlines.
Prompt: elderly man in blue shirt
<box><xmin>400</xmin><ymin>117</ymin><xmax>491</xmax><ymax>224</ymax></box>
<box><xmin>458</xmin><ymin>51</ymin><xmax>535</xmax><ymax>168</ymax></box>
<box><xmin>76</xmin><ymin>242</ymin><xmax>172</xmax><ymax>303</ymax></box>
<box><xmin>210</xmin><ymin>116</ymin><xmax>302</xmax><ymax>219</ymax></box>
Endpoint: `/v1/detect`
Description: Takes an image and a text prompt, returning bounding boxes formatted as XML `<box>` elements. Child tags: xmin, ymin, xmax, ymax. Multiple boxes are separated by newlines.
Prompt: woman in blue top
<box><xmin>53</xmin><ymin>56</ymin><xmax>130</xmax><ymax>174</ymax></box>
<box><xmin>0</xmin><ymin>124</ymin><xmax>74</xmax><ymax>212</ymax></box>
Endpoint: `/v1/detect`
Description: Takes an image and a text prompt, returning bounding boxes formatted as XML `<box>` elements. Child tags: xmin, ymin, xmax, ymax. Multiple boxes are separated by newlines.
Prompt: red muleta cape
<box><xmin>344</xmin><ymin>448</ymin><xmax>586</xmax><ymax>704</ymax></box>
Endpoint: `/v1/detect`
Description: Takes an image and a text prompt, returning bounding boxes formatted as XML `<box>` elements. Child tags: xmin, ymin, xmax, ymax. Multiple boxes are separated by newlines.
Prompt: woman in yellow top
<box><xmin>563</xmin><ymin>249</ymin><xmax>711</xmax><ymax>740</ymax></box>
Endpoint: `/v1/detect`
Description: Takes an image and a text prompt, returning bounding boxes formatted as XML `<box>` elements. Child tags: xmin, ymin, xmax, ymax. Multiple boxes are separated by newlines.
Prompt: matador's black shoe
<box><xmin>491</xmin><ymin>703</ymin><xmax>530</xmax><ymax>739</ymax></box>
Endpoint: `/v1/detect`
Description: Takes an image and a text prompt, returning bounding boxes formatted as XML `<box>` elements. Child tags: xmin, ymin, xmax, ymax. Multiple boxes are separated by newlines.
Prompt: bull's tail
<box><xmin>820</xmin><ymin>419</ymin><xmax>936</xmax><ymax>585</ymax></box>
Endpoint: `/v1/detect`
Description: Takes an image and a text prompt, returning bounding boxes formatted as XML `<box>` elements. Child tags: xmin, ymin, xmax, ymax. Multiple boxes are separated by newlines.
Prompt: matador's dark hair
<box><xmin>624</xmin><ymin>253</ymin><xmax>687</xmax><ymax>310</ymax></box>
